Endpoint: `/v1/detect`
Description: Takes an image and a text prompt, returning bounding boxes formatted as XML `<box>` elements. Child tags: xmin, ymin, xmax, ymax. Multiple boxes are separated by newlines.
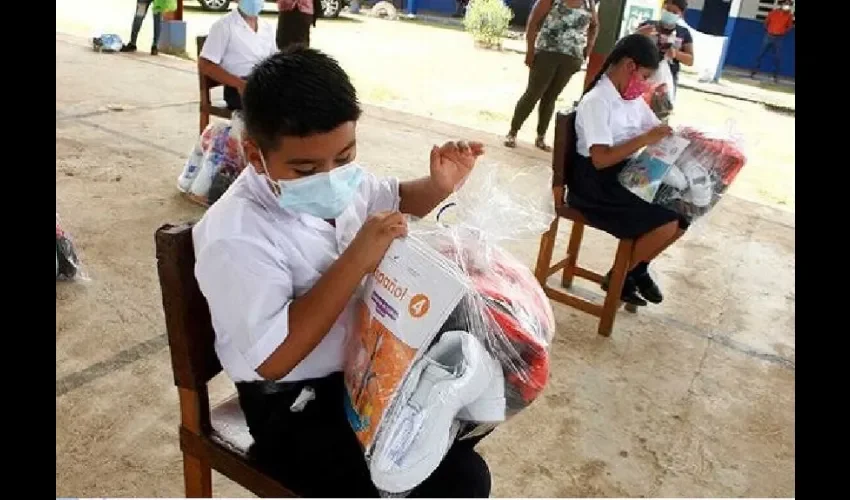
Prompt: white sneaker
<box><xmin>662</xmin><ymin>164</ymin><xmax>689</xmax><ymax>191</ymax></box>
<box><xmin>681</xmin><ymin>160</ymin><xmax>715</xmax><ymax>208</ymax></box>
<box><xmin>369</xmin><ymin>330</ymin><xmax>499</xmax><ymax>493</ymax></box>
<box><xmin>457</xmin><ymin>363</ymin><xmax>506</xmax><ymax>423</ymax></box>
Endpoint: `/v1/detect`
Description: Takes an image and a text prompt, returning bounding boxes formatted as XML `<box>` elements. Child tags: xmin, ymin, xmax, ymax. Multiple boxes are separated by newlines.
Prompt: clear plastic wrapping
<box><xmin>619</xmin><ymin>124</ymin><xmax>747</xmax><ymax>223</ymax></box>
<box><xmin>56</xmin><ymin>213</ymin><xmax>86</xmax><ymax>281</ymax></box>
<box><xmin>177</xmin><ymin>115</ymin><xmax>247</xmax><ymax>207</ymax></box>
<box><xmin>92</xmin><ymin>34</ymin><xmax>123</xmax><ymax>52</ymax></box>
<box><xmin>643</xmin><ymin>60</ymin><xmax>676</xmax><ymax>120</ymax></box>
<box><xmin>343</xmin><ymin>166</ymin><xmax>556</xmax><ymax>495</ymax></box>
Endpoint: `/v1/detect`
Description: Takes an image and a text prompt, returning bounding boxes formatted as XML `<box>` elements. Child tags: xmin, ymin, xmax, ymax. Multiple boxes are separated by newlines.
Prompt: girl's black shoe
<box><xmin>601</xmin><ymin>272</ymin><xmax>647</xmax><ymax>307</ymax></box>
<box><xmin>630</xmin><ymin>269</ymin><xmax>663</xmax><ymax>304</ymax></box>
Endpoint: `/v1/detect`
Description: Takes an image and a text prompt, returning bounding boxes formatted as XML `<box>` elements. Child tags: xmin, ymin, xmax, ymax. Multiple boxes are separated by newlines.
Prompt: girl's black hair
<box><xmin>582</xmin><ymin>34</ymin><xmax>661</xmax><ymax>97</ymax></box>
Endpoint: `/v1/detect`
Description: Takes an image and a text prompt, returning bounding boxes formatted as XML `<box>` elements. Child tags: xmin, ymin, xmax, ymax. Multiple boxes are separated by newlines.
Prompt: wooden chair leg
<box><xmin>534</xmin><ymin>218</ymin><xmax>559</xmax><ymax>284</ymax></box>
<box><xmin>598</xmin><ymin>239</ymin><xmax>633</xmax><ymax>337</ymax></box>
<box><xmin>183</xmin><ymin>453</ymin><xmax>212</xmax><ymax>498</ymax></box>
<box><xmin>199</xmin><ymin>110</ymin><xmax>210</xmax><ymax>135</ymax></box>
<box><xmin>561</xmin><ymin>221</ymin><xmax>585</xmax><ymax>288</ymax></box>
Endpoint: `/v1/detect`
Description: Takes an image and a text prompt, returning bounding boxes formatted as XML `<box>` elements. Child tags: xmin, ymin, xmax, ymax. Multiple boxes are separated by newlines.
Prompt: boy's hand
<box><xmin>429</xmin><ymin>140</ymin><xmax>485</xmax><ymax>195</ymax></box>
<box><xmin>346</xmin><ymin>211</ymin><xmax>408</xmax><ymax>274</ymax></box>
<box><xmin>636</xmin><ymin>24</ymin><xmax>657</xmax><ymax>37</ymax></box>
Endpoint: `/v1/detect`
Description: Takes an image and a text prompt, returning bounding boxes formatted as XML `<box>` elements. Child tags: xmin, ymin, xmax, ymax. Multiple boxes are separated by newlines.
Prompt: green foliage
<box><xmin>463</xmin><ymin>0</ymin><xmax>515</xmax><ymax>48</ymax></box>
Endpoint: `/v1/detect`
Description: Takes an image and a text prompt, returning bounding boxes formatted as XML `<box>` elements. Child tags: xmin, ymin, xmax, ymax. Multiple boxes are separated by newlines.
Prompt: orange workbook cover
<box><xmin>343</xmin><ymin>235</ymin><xmax>467</xmax><ymax>455</ymax></box>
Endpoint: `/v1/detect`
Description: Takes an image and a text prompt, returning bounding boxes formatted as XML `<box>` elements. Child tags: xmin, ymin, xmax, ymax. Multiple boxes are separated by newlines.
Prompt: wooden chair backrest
<box><xmin>155</xmin><ymin>223</ymin><xmax>222</xmax><ymax>392</ymax></box>
<box><xmin>196</xmin><ymin>36</ymin><xmax>223</xmax><ymax>109</ymax></box>
<box><xmin>552</xmin><ymin>110</ymin><xmax>578</xmax><ymax>209</ymax></box>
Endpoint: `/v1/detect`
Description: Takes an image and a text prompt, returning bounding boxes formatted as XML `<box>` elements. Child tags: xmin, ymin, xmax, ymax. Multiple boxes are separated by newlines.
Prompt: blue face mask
<box><xmin>660</xmin><ymin>10</ymin><xmax>680</xmax><ymax>27</ymax></box>
<box><xmin>238</xmin><ymin>0</ymin><xmax>264</xmax><ymax>16</ymax></box>
<box><xmin>260</xmin><ymin>158</ymin><xmax>365</xmax><ymax>220</ymax></box>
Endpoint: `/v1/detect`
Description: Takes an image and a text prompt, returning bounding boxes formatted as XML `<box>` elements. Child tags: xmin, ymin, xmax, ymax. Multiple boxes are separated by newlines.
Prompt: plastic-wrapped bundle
<box><xmin>343</xmin><ymin>166</ymin><xmax>556</xmax><ymax>496</ymax></box>
<box><xmin>92</xmin><ymin>34</ymin><xmax>123</xmax><ymax>52</ymax></box>
<box><xmin>177</xmin><ymin>115</ymin><xmax>247</xmax><ymax>206</ymax></box>
<box><xmin>56</xmin><ymin>213</ymin><xmax>86</xmax><ymax>281</ymax></box>
<box><xmin>619</xmin><ymin>124</ymin><xmax>747</xmax><ymax>223</ymax></box>
<box><xmin>643</xmin><ymin>60</ymin><xmax>676</xmax><ymax>121</ymax></box>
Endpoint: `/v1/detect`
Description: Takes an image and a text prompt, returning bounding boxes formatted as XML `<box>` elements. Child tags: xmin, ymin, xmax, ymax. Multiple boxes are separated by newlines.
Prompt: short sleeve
<box><xmin>195</xmin><ymin>238</ymin><xmax>294</xmax><ymax>373</ymax></box>
<box><xmin>576</xmin><ymin>96</ymin><xmax>613</xmax><ymax>150</ymax></box>
<box><xmin>681</xmin><ymin>27</ymin><xmax>694</xmax><ymax>46</ymax></box>
<box><xmin>200</xmin><ymin>19</ymin><xmax>229</xmax><ymax>65</ymax></box>
<box><xmin>361</xmin><ymin>171</ymin><xmax>400</xmax><ymax>215</ymax></box>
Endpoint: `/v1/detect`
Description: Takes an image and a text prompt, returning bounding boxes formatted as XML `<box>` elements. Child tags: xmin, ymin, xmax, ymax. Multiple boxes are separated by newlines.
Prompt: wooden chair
<box><xmin>533</xmin><ymin>111</ymin><xmax>637</xmax><ymax>337</ymax></box>
<box><xmin>197</xmin><ymin>35</ymin><xmax>233</xmax><ymax>135</ymax></box>
<box><xmin>155</xmin><ymin>223</ymin><xmax>296</xmax><ymax>498</ymax></box>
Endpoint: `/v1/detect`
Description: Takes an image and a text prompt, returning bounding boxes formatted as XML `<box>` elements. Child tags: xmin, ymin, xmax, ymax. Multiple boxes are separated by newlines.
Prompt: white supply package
<box><xmin>619</xmin><ymin>125</ymin><xmax>748</xmax><ymax>223</ymax></box>
<box><xmin>620</xmin><ymin>135</ymin><xmax>691</xmax><ymax>202</ymax></box>
<box><xmin>343</xmin><ymin>166</ymin><xmax>558</xmax><ymax>495</ymax></box>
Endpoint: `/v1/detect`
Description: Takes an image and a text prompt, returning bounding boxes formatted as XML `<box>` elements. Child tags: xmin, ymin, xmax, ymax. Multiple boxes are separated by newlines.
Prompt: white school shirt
<box><xmin>193</xmin><ymin>165</ymin><xmax>400</xmax><ymax>383</ymax></box>
<box><xmin>575</xmin><ymin>74</ymin><xmax>661</xmax><ymax>158</ymax></box>
<box><xmin>199</xmin><ymin>10</ymin><xmax>277</xmax><ymax>79</ymax></box>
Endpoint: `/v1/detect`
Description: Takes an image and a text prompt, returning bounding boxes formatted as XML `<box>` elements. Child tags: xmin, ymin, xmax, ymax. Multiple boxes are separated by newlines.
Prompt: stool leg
<box><xmin>561</xmin><ymin>221</ymin><xmax>584</xmax><ymax>288</ymax></box>
<box><xmin>183</xmin><ymin>453</ymin><xmax>212</xmax><ymax>498</ymax></box>
<box><xmin>534</xmin><ymin>218</ymin><xmax>560</xmax><ymax>285</ymax></box>
<box><xmin>598</xmin><ymin>239</ymin><xmax>633</xmax><ymax>336</ymax></box>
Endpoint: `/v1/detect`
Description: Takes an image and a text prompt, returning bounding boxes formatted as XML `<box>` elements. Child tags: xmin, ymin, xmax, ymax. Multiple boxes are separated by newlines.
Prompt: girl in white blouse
<box><xmin>569</xmin><ymin>34</ymin><xmax>688</xmax><ymax>307</ymax></box>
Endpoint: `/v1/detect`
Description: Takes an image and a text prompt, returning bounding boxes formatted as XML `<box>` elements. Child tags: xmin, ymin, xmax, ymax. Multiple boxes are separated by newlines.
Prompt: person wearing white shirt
<box><xmin>198</xmin><ymin>0</ymin><xmax>277</xmax><ymax>111</ymax></box>
<box><xmin>569</xmin><ymin>34</ymin><xmax>688</xmax><ymax>307</ymax></box>
<box><xmin>193</xmin><ymin>47</ymin><xmax>492</xmax><ymax>497</ymax></box>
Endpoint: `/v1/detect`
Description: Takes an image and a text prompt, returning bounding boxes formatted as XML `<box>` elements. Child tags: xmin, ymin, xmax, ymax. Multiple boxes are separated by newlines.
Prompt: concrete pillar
<box><xmin>583</xmin><ymin>0</ymin><xmax>627</xmax><ymax>91</ymax></box>
<box><xmin>712</xmin><ymin>0</ymin><xmax>743</xmax><ymax>82</ymax></box>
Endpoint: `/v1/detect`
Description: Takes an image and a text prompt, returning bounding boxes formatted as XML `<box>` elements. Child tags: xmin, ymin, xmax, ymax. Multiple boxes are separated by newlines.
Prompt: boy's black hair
<box><xmin>583</xmin><ymin>34</ymin><xmax>661</xmax><ymax>97</ymax></box>
<box><xmin>242</xmin><ymin>47</ymin><xmax>362</xmax><ymax>152</ymax></box>
<box><xmin>668</xmin><ymin>0</ymin><xmax>688</xmax><ymax>11</ymax></box>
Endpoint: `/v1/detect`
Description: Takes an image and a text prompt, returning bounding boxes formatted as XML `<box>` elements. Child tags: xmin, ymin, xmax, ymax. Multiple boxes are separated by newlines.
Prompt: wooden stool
<box><xmin>155</xmin><ymin>223</ymin><xmax>297</xmax><ymax>498</ymax></box>
<box><xmin>533</xmin><ymin>111</ymin><xmax>638</xmax><ymax>337</ymax></box>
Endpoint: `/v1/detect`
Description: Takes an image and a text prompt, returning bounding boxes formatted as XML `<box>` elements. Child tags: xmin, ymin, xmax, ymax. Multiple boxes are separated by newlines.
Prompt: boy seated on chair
<box><xmin>198</xmin><ymin>0</ymin><xmax>276</xmax><ymax>111</ymax></box>
<box><xmin>192</xmin><ymin>47</ymin><xmax>492</xmax><ymax>497</ymax></box>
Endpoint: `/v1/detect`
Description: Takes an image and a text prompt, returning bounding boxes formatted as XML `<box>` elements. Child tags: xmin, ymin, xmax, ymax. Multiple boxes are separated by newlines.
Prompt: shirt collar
<box><xmin>598</xmin><ymin>74</ymin><xmax>623</xmax><ymax>103</ymax></box>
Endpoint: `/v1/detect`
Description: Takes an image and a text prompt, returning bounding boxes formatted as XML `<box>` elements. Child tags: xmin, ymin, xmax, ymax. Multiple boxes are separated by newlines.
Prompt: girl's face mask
<box><xmin>622</xmin><ymin>71</ymin><xmax>649</xmax><ymax>101</ymax></box>
<box><xmin>258</xmin><ymin>154</ymin><xmax>365</xmax><ymax>220</ymax></box>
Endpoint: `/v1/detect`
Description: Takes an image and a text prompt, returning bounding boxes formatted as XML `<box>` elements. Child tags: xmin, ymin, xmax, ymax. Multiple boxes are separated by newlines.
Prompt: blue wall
<box><xmin>725</xmin><ymin>17</ymin><xmax>795</xmax><ymax>76</ymax></box>
<box><xmin>684</xmin><ymin>8</ymin><xmax>702</xmax><ymax>29</ymax></box>
<box><xmin>418</xmin><ymin>0</ymin><xmax>456</xmax><ymax>14</ymax></box>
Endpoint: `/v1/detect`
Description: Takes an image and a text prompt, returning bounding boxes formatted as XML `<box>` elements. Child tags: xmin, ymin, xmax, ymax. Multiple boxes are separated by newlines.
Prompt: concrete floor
<box><xmin>55</xmin><ymin>33</ymin><xmax>795</xmax><ymax>497</ymax></box>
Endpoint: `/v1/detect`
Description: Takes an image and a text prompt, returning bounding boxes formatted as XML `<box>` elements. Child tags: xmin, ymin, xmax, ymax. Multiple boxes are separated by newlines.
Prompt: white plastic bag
<box><xmin>650</xmin><ymin>59</ymin><xmax>676</xmax><ymax>103</ymax></box>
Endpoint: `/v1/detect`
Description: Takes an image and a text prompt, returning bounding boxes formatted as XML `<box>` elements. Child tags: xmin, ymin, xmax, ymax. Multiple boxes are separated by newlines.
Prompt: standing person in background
<box><xmin>453</xmin><ymin>0</ymin><xmax>470</xmax><ymax>18</ymax></box>
<box><xmin>120</xmin><ymin>0</ymin><xmax>163</xmax><ymax>55</ymax></box>
<box><xmin>276</xmin><ymin>0</ymin><xmax>319</xmax><ymax>49</ymax></box>
<box><xmin>199</xmin><ymin>0</ymin><xmax>277</xmax><ymax>111</ymax></box>
<box><xmin>635</xmin><ymin>0</ymin><xmax>694</xmax><ymax>92</ymax></box>
<box><xmin>505</xmin><ymin>0</ymin><xmax>598</xmax><ymax>152</ymax></box>
<box><xmin>751</xmin><ymin>0</ymin><xmax>794</xmax><ymax>83</ymax></box>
